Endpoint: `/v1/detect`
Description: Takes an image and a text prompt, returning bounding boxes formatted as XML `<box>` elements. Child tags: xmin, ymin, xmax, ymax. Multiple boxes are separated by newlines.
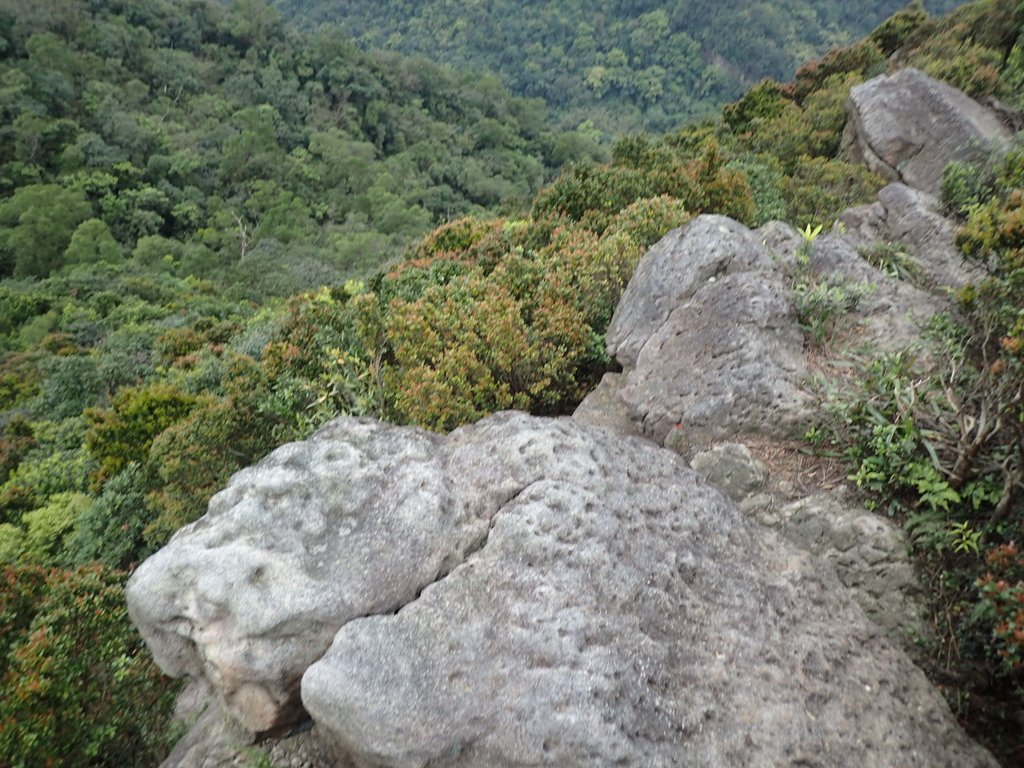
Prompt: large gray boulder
<box><xmin>687</xmin><ymin>442</ymin><xmax>926</xmax><ymax>650</ymax></box>
<box><xmin>758</xmin><ymin>490</ymin><xmax>927</xmax><ymax>646</ymax></box>
<box><xmin>601</xmin><ymin>215</ymin><xmax>810</xmax><ymax>454</ymax></box>
<box><xmin>842</xmin><ymin>68</ymin><xmax>1012</xmax><ymax>197</ymax></box>
<box><xmin>129</xmin><ymin>412</ymin><xmax>996</xmax><ymax>767</ymax></box>
<box><xmin>128</xmin><ymin>419</ymin><xmax>486</xmax><ymax>734</ymax></box>
<box><xmin>803</xmin><ymin>230</ymin><xmax>946</xmax><ymax>353</ymax></box>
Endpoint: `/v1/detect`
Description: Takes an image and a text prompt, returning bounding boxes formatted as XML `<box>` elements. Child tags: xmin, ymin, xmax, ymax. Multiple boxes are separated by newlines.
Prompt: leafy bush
<box><xmin>66</xmin><ymin>464</ymin><xmax>153</xmax><ymax>569</ymax></box>
<box><xmin>721</xmin><ymin>79</ymin><xmax>791</xmax><ymax>134</ymax></box>
<box><xmin>145</xmin><ymin>357</ymin><xmax>287</xmax><ymax>545</ymax></box>
<box><xmin>34</xmin><ymin>354</ymin><xmax>106</xmax><ymax>420</ymax></box>
<box><xmin>782</xmin><ymin>156</ymin><xmax>886</xmax><ymax>229</ymax></box>
<box><xmin>85</xmin><ymin>382</ymin><xmax>198</xmax><ymax>487</ymax></box>
<box><xmin>976</xmin><ymin>543</ymin><xmax>1024</xmax><ymax>673</ymax></box>
<box><xmin>534</xmin><ymin>135</ymin><xmax>753</xmax><ymax>226</ymax></box>
<box><xmin>792</xmin><ymin>278</ymin><xmax>868</xmax><ymax>348</ymax></box>
<box><xmin>604</xmin><ymin>195</ymin><xmax>691</xmax><ymax>250</ymax></box>
<box><xmin>3</xmin><ymin>417</ymin><xmax>97</xmax><ymax>499</ymax></box>
<box><xmin>0</xmin><ymin>565</ymin><xmax>177</xmax><ymax>767</ymax></box>
<box><xmin>869</xmin><ymin>0</ymin><xmax>929</xmax><ymax>55</ymax></box>
<box><xmin>790</xmin><ymin>39</ymin><xmax>885</xmax><ymax>101</ymax></box>
<box><xmin>18</xmin><ymin>492</ymin><xmax>92</xmax><ymax>565</ymax></box>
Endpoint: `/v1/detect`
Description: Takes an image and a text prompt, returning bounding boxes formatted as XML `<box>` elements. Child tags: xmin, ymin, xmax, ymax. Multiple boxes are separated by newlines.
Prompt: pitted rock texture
<box><xmin>842</xmin><ymin>68</ymin><xmax>1012</xmax><ymax>197</ymax></box>
<box><xmin>745</xmin><ymin>489</ymin><xmax>927</xmax><ymax>647</ymax></box>
<box><xmin>689</xmin><ymin>443</ymin><xmax>767</xmax><ymax>502</ymax></box>
<box><xmin>603</xmin><ymin>215</ymin><xmax>811</xmax><ymax>454</ymax></box>
<box><xmin>131</xmin><ymin>413</ymin><xmax>995</xmax><ymax>768</ymax></box>
<box><xmin>685</xmin><ymin>437</ymin><xmax>926</xmax><ymax>650</ymax></box>
<box><xmin>839</xmin><ymin>183</ymin><xmax>983</xmax><ymax>289</ymax></box>
<box><xmin>128</xmin><ymin>419</ymin><xmax>488</xmax><ymax>733</ymax></box>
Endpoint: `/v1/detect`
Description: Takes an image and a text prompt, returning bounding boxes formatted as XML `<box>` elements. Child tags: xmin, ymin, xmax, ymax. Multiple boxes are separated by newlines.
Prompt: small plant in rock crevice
<box><xmin>792</xmin><ymin>278</ymin><xmax>869</xmax><ymax>348</ymax></box>
<box><xmin>859</xmin><ymin>241</ymin><xmax>923</xmax><ymax>282</ymax></box>
<box><xmin>788</xmin><ymin>231</ymin><xmax>872</xmax><ymax>349</ymax></box>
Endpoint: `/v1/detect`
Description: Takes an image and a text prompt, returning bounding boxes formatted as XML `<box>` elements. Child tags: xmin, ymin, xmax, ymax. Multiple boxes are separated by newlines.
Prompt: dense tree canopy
<box><xmin>276</xmin><ymin>0</ymin><xmax>963</xmax><ymax>135</ymax></box>
<box><xmin>0</xmin><ymin>0</ymin><xmax>604</xmax><ymax>290</ymax></box>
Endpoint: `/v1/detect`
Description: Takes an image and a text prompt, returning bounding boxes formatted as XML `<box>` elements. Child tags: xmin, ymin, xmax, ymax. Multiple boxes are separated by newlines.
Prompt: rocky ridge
<box><xmin>127</xmin><ymin>68</ymin><xmax>1013</xmax><ymax>767</ymax></box>
<box><xmin>131</xmin><ymin>413</ymin><xmax>995</xmax><ymax>768</ymax></box>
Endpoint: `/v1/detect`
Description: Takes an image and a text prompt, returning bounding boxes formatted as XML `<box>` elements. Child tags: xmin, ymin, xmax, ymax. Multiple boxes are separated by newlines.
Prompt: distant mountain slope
<box><xmin>275</xmin><ymin>0</ymin><xmax>964</xmax><ymax>135</ymax></box>
<box><xmin>0</xmin><ymin>0</ymin><xmax>599</xmax><ymax>290</ymax></box>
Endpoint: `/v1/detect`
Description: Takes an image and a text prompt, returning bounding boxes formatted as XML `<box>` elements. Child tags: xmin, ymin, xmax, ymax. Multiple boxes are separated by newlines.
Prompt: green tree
<box><xmin>0</xmin><ymin>565</ymin><xmax>176</xmax><ymax>767</ymax></box>
<box><xmin>0</xmin><ymin>184</ymin><xmax>91</xmax><ymax>277</ymax></box>
<box><xmin>63</xmin><ymin>218</ymin><xmax>121</xmax><ymax>266</ymax></box>
<box><xmin>85</xmin><ymin>382</ymin><xmax>198</xmax><ymax>487</ymax></box>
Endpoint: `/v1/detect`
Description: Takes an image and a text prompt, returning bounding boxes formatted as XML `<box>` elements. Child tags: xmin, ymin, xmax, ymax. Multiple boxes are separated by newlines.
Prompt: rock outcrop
<box><xmin>126</xmin><ymin>67</ymin><xmax>1013</xmax><ymax>767</ymax></box>
<box><xmin>839</xmin><ymin>182</ymin><xmax>984</xmax><ymax>289</ymax></box>
<box><xmin>601</xmin><ymin>215</ymin><xmax>811</xmax><ymax>454</ymax></box>
<box><xmin>686</xmin><ymin>444</ymin><xmax>927</xmax><ymax>648</ymax></box>
<box><xmin>129</xmin><ymin>413</ymin><xmax>995</xmax><ymax>767</ymax></box>
<box><xmin>841</xmin><ymin>67</ymin><xmax>1012</xmax><ymax>197</ymax></box>
<box><xmin>583</xmin><ymin>208</ymin><xmax>950</xmax><ymax>455</ymax></box>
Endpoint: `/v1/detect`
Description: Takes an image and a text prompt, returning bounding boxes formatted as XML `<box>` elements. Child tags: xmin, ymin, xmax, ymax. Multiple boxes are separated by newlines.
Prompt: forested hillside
<box><xmin>276</xmin><ymin>0</ymin><xmax>963</xmax><ymax>135</ymax></box>
<box><xmin>0</xmin><ymin>0</ymin><xmax>601</xmax><ymax>290</ymax></box>
<box><xmin>0</xmin><ymin>0</ymin><xmax>1022</xmax><ymax>764</ymax></box>
<box><xmin>0</xmin><ymin>0</ymin><xmax>597</xmax><ymax>762</ymax></box>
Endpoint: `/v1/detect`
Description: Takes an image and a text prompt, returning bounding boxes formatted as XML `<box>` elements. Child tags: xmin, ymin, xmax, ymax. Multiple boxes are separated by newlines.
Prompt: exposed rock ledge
<box><xmin>129</xmin><ymin>413</ymin><xmax>996</xmax><ymax>767</ymax></box>
<box><xmin>841</xmin><ymin>67</ymin><xmax>1013</xmax><ymax>197</ymax></box>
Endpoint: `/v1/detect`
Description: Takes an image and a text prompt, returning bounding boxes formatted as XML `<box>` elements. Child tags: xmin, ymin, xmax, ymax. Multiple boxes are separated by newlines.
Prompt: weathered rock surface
<box><xmin>130</xmin><ymin>413</ymin><xmax>996</xmax><ymax>767</ymax></box>
<box><xmin>752</xmin><ymin>216</ymin><xmax>952</xmax><ymax>354</ymax></box>
<box><xmin>745</xmin><ymin>488</ymin><xmax>927</xmax><ymax>646</ymax></box>
<box><xmin>685</xmin><ymin>438</ymin><xmax>926</xmax><ymax>650</ymax></box>
<box><xmin>806</xmin><ymin>230</ymin><xmax>945</xmax><ymax>352</ymax></box>
<box><xmin>839</xmin><ymin>183</ymin><xmax>984</xmax><ymax>289</ymax></box>
<box><xmin>128</xmin><ymin>419</ymin><xmax>487</xmax><ymax>733</ymax></box>
<box><xmin>689</xmin><ymin>442</ymin><xmax>767</xmax><ymax>502</ymax></box>
<box><xmin>842</xmin><ymin>68</ymin><xmax>1012</xmax><ymax>197</ymax></box>
<box><xmin>602</xmin><ymin>215</ymin><xmax>811</xmax><ymax>454</ymax></box>
<box><xmin>571</xmin><ymin>371</ymin><xmax>638</xmax><ymax>437</ymax></box>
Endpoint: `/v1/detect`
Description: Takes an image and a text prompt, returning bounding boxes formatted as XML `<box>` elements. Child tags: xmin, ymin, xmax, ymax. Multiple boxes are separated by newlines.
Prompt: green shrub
<box><xmin>976</xmin><ymin>543</ymin><xmax>1024</xmax><ymax>673</ymax></box>
<box><xmin>0</xmin><ymin>417</ymin><xmax>35</xmax><ymax>487</ymax></box>
<box><xmin>792</xmin><ymin>277</ymin><xmax>868</xmax><ymax>348</ymax></box>
<box><xmin>35</xmin><ymin>354</ymin><xmax>105</xmax><ymax>420</ymax></box>
<box><xmin>869</xmin><ymin>0</ymin><xmax>929</xmax><ymax>55</ymax></box>
<box><xmin>783</xmin><ymin>157</ymin><xmax>886</xmax><ymax>229</ymax></box>
<box><xmin>3</xmin><ymin>417</ymin><xmax>97</xmax><ymax>498</ymax></box>
<box><xmin>942</xmin><ymin>159</ymin><xmax>989</xmax><ymax>216</ymax></box>
<box><xmin>722</xmin><ymin>79</ymin><xmax>791</xmax><ymax>134</ymax></box>
<box><xmin>145</xmin><ymin>357</ymin><xmax>286</xmax><ymax>546</ymax></box>
<box><xmin>604</xmin><ymin>195</ymin><xmax>691</xmax><ymax>250</ymax></box>
<box><xmin>0</xmin><ymin>565</ymin><xmax>177</xmax><ymax>767</ymax></box>
<box><xmin>791</xmin><ymin>39</ymin><xmax>885</xmax><ymax>102</ymax></box>
<box><xmin>726</xmin><ymin>156</ymin><xmax>787</xmax><ymax>226</ymax></box>
<box><xmin>66</xmin><ymin>464</ymin><xmax>153</xmax><ymax>569</ymax></box>
<box><xmin>85</xmin><ymin>382</ymin><xmax>199</xmax><ymax>487</ymax></box>
<box><xmin>858</xmin><ymin>241</ymin><xmax>921</xmax><ymax>281</ymax></box>
<box><xmin>19</xmin><ymin>492</ymin><xmax>92</xmax><ymax>565</ymax></box>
